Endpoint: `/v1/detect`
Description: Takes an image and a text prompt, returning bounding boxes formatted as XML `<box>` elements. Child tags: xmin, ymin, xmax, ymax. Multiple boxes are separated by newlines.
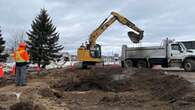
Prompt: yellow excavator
<box><xmin>77</xmin><ymin>11</ymin><xmax>144</xmax><ymax>68</ymax></box>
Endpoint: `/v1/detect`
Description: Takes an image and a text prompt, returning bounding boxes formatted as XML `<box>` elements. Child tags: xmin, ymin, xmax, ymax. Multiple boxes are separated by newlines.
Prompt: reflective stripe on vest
<box><xmin>15</xmin><ymin>50</ymin><xmax>25</xmax><ymax>62</ymax></box>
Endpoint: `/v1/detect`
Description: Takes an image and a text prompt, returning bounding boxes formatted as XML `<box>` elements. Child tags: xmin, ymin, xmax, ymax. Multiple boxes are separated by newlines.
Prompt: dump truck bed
<box><xmin>122</xmin><ymin>45</ymin><xmax>167</xmax><ymax>60</ymax></box>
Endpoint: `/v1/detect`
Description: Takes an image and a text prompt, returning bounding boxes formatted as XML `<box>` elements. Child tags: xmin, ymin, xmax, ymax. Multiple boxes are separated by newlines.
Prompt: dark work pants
<box><xmin>16</xmin><ymin>65</ymin><xmax>27</xmax><ymax>85</ymax></box>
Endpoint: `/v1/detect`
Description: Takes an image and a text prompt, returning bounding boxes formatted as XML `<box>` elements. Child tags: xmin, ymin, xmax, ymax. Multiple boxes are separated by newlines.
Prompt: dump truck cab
<box><xmin>168</xmin><ymin>42</ymin><xmax>195</xmax><ymax>71</ymax></box>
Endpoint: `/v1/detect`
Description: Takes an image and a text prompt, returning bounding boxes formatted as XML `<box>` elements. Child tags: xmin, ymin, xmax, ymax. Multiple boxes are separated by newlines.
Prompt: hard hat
<box><xmin>19</xmin><ymin>42</ymin><xmax>26</xmax><ymax>47</ymax></box>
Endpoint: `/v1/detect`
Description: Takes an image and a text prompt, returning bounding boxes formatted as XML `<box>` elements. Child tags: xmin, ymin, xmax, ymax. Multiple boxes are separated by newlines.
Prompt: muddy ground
<box><xmin>0</xmin><ymin>66</ymin><xmax>195</xmax><ymax>110</ymax></box>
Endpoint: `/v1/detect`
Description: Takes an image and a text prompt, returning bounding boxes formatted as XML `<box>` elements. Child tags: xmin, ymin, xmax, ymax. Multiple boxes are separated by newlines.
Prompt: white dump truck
<box><xmin>121</xmin><ymin>38</ymin><xmax>195</xmax><ymax>72</ymax></box>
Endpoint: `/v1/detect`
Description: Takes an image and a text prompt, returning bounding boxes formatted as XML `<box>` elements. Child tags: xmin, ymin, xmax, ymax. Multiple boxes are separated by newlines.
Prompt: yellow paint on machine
<box><xmin>77</xmin><ymin>48</ymin><xmax>101</xmax><ymax>62</ymax></box>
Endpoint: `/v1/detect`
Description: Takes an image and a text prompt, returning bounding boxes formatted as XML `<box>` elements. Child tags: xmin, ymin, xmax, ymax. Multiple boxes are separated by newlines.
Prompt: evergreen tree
<box><xmin>26</xmin><ymin>9</ymin><xmax>63</xmax><ymax>68</ymax></box>
<box><xmin>0</xmin><ymin>27</ymin><xmax>7</xmax><ymax>62</ymax></box>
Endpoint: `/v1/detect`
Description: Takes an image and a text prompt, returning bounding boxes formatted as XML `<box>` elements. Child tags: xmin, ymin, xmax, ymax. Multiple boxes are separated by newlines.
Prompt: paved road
<box><xmin>165</xmin><ymin>70</ymin><xmax>195</xmax><ymax>84</ymax></box>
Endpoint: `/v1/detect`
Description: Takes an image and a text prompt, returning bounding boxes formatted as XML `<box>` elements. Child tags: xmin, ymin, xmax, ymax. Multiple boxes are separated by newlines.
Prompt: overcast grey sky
<box><xmin>0</xmin><ymin>0</ymin><xmax>195</xmax><ymax>55</ymax></box>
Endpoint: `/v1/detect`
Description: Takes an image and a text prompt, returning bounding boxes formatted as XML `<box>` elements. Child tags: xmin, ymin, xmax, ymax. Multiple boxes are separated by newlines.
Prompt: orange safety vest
<box><xmin>14</xmin><ymin>50</ymin><xmax>29</xmax><ymax>63</ymax></box>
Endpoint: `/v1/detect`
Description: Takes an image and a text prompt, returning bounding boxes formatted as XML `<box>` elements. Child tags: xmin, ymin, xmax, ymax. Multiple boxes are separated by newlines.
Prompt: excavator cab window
<box><xmin>90</xmin><ymin>44</ymin><xmax>101</xmax><ymax>58</ymax></box>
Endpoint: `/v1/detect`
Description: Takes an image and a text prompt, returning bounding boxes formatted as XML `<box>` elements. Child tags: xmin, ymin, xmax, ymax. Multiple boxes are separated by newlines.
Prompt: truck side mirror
<box><xmin>179</xmin><ymin>48</ymin><xmax>184</xmax><ymax>53</ymax></box>
<box><xmin>178</xmin><ymin>46</ymin><xmax>184</xmax><ymax>53</ymax></box>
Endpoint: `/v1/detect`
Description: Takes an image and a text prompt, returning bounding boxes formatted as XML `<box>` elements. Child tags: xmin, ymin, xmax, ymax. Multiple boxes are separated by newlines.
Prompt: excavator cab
<box><xmin>77</xmin><ymin>43</ymin><xmax>102</xmax><ymax>68</ymax></box>
<box><xmin>88</xmin><ymin>44</ymin><xmax>101</xmax><ymax>58</ymax></box>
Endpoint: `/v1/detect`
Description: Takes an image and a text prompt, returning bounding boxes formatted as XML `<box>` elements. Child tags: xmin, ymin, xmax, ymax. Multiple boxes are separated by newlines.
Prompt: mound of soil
<box><xmin>0</xmin><ymin>106</ymin><xmax>7</xmax><ymax>110</ymax></box>
<box><xmin>10</xmin><ymin>101</ymin><xmax>46</xmax><ymax>110</ymax></box>
<box><xmin>99</xmin><ymin>93</ymin><xmax>149</xmax><ymax>107</ymax></box>
<box><xmin>52</xmin><ymin>66</ymin><xmax>131</xmax><ymax>92</ymax></box>
<box><xmin>10</xmin><ymin>102</ymin><xmax>34</xmax><ymax>110</ymax></box>
<box><xmin>0</xmin><ymin>79</ymin><xmax>15</xmax><ymax>88</ymax></box>
<box><xmin>38</xmin><ymin>87</ymin><xmax>63</xmax><ymax>99</ymax></box>
<box><xmin>131</xmin><ymin>69</ymin><xmax>192</xmax><ymax>100</ymax></box>
<box><xmin>52</xmin><ymin>67</ymin><xmax>192</xmax><ymax>101</ymax></box>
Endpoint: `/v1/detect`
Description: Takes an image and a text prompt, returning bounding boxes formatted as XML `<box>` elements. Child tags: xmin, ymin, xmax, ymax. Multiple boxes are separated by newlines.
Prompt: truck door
<box><xmin>169</xmin><ymin>43</ymin><xmax>183</xmax><ymax>63</ymax></box>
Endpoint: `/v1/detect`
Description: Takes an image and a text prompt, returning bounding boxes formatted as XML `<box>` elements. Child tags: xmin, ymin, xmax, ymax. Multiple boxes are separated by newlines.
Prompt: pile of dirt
<box><xmin>0</xmin><ymin>106</ymin><xmax>7</xmax><ymax>110</ymax></box>
<box><xmin>99</xmin><ymin>92</ymin><xmax>150</xmax><ymax>107</ymax></box>
<box><xmin>51</xmin><ymin>66</ymin><xmax>131</xmax><ymax>92</ymax></box>
<box><xmin>132</xmin><ymin>69</ymin><xmax>192</xmax><ymax>101</ymax></box>
<box><xmin>38</xmin><ymin>87</ymin><xmax>63</xmax><ymax>99</ymax></box>
<box><xmin>0</xmin><ymin>78</ymin><xmax>15</xmax><ymax>88</ymax></box>
<box><xmin>52</xmin><ymin>67</ymin><xmax>192</xmax><ymax>101</ymax></box>
<box><xmin>10</xmin><ymin>101</ymin><xmax>46</xmax><ymax>110</ymax></box>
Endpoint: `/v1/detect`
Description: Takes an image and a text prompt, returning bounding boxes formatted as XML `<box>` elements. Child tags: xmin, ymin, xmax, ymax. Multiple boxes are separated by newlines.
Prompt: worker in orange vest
<box><xmin>13</xmin><ymin>42</ymin><xmax>30</xmax><ymax>86</ymax></box>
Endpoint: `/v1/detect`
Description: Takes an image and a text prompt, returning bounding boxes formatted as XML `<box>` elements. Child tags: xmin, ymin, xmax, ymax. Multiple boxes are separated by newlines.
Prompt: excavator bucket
<box><xmin>128</xmin><ymin>31</ymin><xmax>143</xmax><ymax>43</ymax></box>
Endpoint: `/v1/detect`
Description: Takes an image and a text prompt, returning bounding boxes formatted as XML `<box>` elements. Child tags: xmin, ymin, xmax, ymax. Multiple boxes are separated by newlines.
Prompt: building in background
<box><xmin>181</xmin><ymin>41</ymin><xmax>195</xmax><ymax>49</ymax></box>
<box><xmin>102</xmin><ymin>53</ymin><xmax>120</xmax><ymax>65</ymax></box>
<box><xmin>61</xmin><ymin>51</ymin><xmax>77</xmax><ymax>61</ymax></box>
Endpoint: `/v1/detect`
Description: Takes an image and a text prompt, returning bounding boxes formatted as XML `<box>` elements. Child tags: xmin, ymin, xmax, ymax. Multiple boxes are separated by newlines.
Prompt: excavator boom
<box><xmin>89</xmin><ymin>11</ymin><xmax>144</xmax><ymax>46</ymax></box>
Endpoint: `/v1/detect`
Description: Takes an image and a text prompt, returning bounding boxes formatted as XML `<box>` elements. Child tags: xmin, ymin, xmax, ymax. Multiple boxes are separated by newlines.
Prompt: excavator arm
<box><xmin>89</xmin><ymin>11</ymin><xmax>144</xmax><ymax>47</ymax></box>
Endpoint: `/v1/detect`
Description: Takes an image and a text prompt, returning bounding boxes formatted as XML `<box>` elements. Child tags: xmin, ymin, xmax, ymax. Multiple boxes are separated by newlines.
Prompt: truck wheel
<box><xmin>125</xmin><ymin>60</ymin><xmax>133</xmax><ymax>68</ymax></box>
<box><xmin>137</xmin><ymin>60</ymin><xmax>147</xmax><ymax>68</ymax></box>
<box><xmin>184</xmin><ymin>59</ymin><xmax>195</xmax><ymax>72</ymax></box>
<box><xmin>121</xmin><ymin>61</ymin><xmax>125</xmax><ymax>68</ymax></box>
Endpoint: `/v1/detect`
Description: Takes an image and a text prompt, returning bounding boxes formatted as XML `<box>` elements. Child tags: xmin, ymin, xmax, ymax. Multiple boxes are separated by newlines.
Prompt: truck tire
<box><xmin>121</xmin><ymin>61</ymin><xmax>125</xmax><ymax>68</ymax></box>
<box><xmin>183</xmin><ymin>59</ymin><xmax>195</xmax><ymax>72</ymax></box>
<box><xmin>124</xmin><ymin>60</ymin><xmax>133</xmax><ymax>68</ymax></box>
<box><xmin>137</xmin><ymin>60</ymin><xmax>147</xmax><ymax>68</ymax></box>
